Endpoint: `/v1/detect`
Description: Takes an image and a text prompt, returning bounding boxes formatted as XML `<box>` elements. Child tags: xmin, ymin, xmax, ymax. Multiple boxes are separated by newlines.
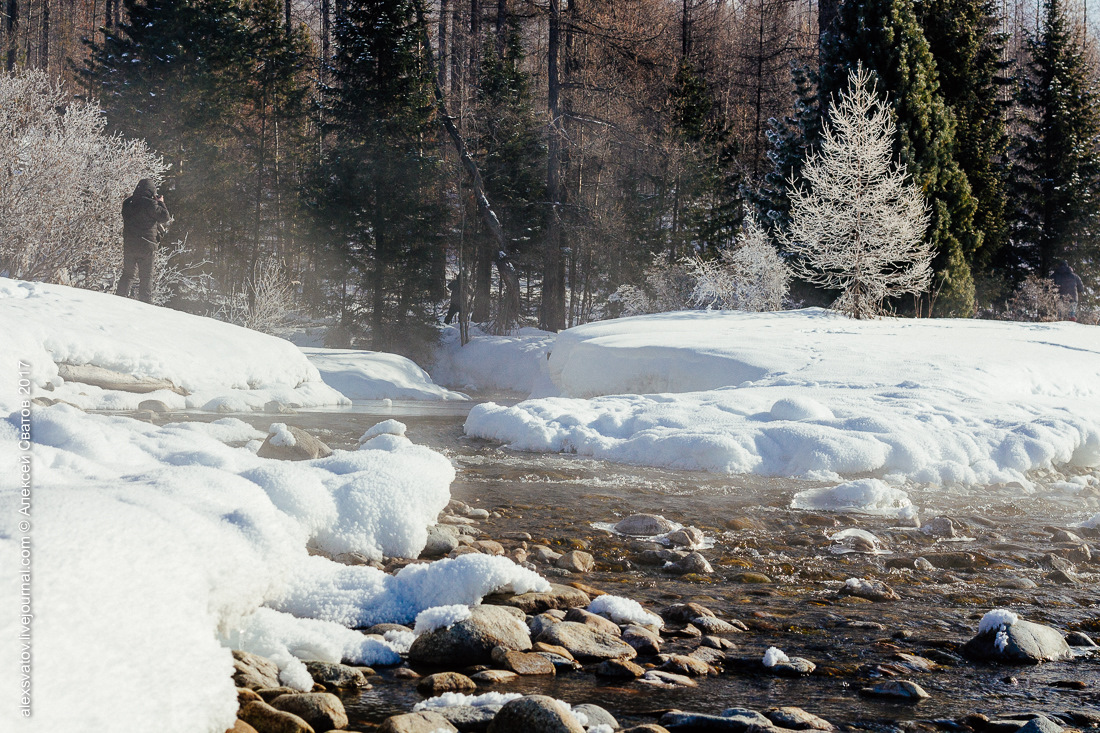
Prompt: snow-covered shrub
<box><xmin>0</xmin><ymin>70</ymin><xmax>168</xmax><ymax>285</ymax></box>
<box><xmin>610</xmin><ymin>216</ymin><xmax>790</xmax><ymax>316</ymax></box>
<box><xmin>780</xmin><ymin>65</ymin><xmax>932</xmax><ymax>319</ymax></box>
<box><xmin>689</xmin><ymin>214</ymin><xmax>790</xmax><ymax>311</ymax></box>
<box><xmin>212</xmin><ymin>258</ymin><xmax>298</xmax><ymax>334</ymax></box>
<box><xmin>1001</xmin><ymin>275</ymin><xmax>1074</xmax><ymax>322</ymax></box>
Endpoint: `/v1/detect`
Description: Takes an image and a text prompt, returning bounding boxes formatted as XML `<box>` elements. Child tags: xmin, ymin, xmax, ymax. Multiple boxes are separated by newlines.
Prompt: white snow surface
<box><xmin>791</xmin><ymin>479</ymin><xmax>915</xmax><ymax>518</ymax></box>
<box><xmin>465</xmin><ymin>309</ymin><xmax>1100</xmax><ymax>486</ymax></box>
<box><xmin>587</xmin><ymin>594</ymin><xmax>664</xmax><ymax>628</ymax></box>
<box><xmin>763</xmin><ymin>646</ymin><xmax>790</xmax><ymax>667</ymax></box>
<box><xmin>414</xmin><ymin>691</ymin><xmax>524</xmax><ymax>710</ymax></box>
<box><xmin>413</xmin><ymin>604</ymin><xmax>473</xmax><ymax>635</ymax></box>
<box><xmin>0</xmin><ymin>278</ymin><xmax>348</xmax><ymax>412</ymax></box>
<box><xmin>431</xmin><ymin>324</ymin><xmax>556</xmax><ymax>394</ymax></box>
<box><xmin>301</xmin><ymin>347</ymin><xmax>467</xmax><ymax>401</ymax></box>
<box><xmin>0</xmin><ymin>405</ymin><xmax>547</xmax><ymax>731</ymax></box>
<box><xmin>978</xmin><ymin>609</ymin><xmax>1020</xmax><ymax>634</ymax></box>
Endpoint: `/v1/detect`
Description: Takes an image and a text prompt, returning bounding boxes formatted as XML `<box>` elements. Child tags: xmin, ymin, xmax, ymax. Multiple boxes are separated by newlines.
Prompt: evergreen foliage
<box><xmin>819</xmin><ymin>0</ymin><xmax>980</xmax><ymax>315</ymax></box>
<box><xmin>917</xmin><ymin>0</ymin><xmax>1010</xmax><ymax>285</ymax></box>
<box><xmin>313</xmin><ymin>0</ymin><xmax>447</xmax><ymax>356</ymax></box>
<box><xmin>1011</xmin><ymin>0</ymin><xmax>1100</xmax><ymax>283</ymax></box>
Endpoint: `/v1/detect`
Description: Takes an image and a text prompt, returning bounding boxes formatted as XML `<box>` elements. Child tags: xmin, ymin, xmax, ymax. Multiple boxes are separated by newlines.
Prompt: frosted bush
<box><xmin>0</xmin><ymin>70</ymin><xmax>168</xmax><ymax>286</ymax></box>
<box><xmin>690</xmin><ymin>214</ymin><xmax>791</xmax><ymax>311</ymax></box>
<box><xmin>610</xmin><ymin>253</ymin><xmax>696</xmax><ymax>315</ymax></box>
<box><xmin>1001</xmin><ymin>275</ymin><xmax>1074</xmax><ymax>322</ymax></box>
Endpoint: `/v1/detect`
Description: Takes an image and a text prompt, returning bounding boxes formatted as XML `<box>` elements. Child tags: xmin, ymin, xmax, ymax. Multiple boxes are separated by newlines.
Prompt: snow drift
<box><xmin>466</xmin><ymin>309</ymin><xmax>1100</xmax><ymax>486</ymax></box>
<box><xmin>301</xmin><ymin>347</ymin><xmax>467</xmax><ymax>401</ymax></box>
<box><xmin>0</xmin><ymin>278</ymin><xmax>348</xmax><ymax>411</ymax></box>
<box><xmin>431</xmin><ymin>324</ymin><xmax>555</xmax><ymax>394</ymax></box>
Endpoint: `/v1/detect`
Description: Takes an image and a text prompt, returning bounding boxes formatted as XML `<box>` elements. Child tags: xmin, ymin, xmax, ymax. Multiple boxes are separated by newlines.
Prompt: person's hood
<box><xmin>133</xmin><ymin>178</ymin><xmax>158</xmax><ymax>198</ymax></box>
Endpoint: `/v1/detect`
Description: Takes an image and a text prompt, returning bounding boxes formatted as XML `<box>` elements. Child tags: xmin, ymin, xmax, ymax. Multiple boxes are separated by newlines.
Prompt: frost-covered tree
<box><xmin>781</xmin><ymin>66</ymin><xmax>932</xmax><ymax>319</ymax></box>
<box><xmin>691</xmin><ymin>215</ymin><xmax>790</xmax><ymax>311</ymax></box>
<box><xmin>0</xmin><ymin>70</ymin><xmax>167</xmax><ymax>286</ymax></box>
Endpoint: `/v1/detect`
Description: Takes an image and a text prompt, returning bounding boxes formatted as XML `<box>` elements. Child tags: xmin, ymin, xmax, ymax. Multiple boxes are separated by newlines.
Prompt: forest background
<box><xmin>2</xmin><ymin>0</ymin><xmax>1098</xmax><ymax>357</ymax></box>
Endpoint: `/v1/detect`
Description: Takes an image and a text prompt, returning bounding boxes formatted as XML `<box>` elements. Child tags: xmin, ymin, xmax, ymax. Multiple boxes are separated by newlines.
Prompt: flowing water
<box><xmin>179</xmin><ymin>399</ymin><xmax>1100</xmax><ymax>730</ymax></box>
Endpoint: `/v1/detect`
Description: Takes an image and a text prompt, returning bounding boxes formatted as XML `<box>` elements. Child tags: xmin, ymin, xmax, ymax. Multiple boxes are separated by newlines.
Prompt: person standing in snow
<box><xmin>116</xmin><ymin>178</ymin><xmax>170</xmax><ymax>303</ymax></box>
<box><xmin>1052</xmin><ymin>260</ymin><xmax>1085</xmax><ymax>321</ymax></box>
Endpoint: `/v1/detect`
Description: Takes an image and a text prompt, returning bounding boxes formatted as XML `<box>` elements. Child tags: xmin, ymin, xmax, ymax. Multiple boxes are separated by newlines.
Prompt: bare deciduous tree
<box><xmin>781</xmin><ymin>65</ymin><xmax>932</xmax><ymax>319</ymax></box>
<box><xmin>0</xmin><ymin>70</ymin><xmax>167</xmax><ymax>286</ymax></box>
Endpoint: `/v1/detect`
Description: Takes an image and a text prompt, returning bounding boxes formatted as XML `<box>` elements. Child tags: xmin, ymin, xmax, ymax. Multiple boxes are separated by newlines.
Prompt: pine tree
<box><xmin>315</xmin><ymin>0</ymin><xmax>447</xmax><ymax>356</ymax></box>
<box><xmin>1012</xmin><ymin>0</ymin><xmax>1100</xmax><ymax>282</ymax></box>
<box><xmin>819</xmin><ymin>0</ymin><xmax>981</xmax><ymax>316</ymax></box>
<box><xmin>917</xmin><ymin>0</ymin><xmax>1010</xmax><ymax>290</ymax></box>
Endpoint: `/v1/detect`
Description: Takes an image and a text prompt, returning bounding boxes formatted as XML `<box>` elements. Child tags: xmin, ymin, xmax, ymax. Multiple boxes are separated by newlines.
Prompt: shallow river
<box><xmin>185</xmin><ymin>399</ymin><xmax>1100</xmax><ymax>730</ymax></box>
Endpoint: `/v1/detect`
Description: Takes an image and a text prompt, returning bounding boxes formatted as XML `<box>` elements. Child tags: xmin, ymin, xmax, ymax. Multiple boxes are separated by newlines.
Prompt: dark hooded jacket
<box><xmin>122</xmin><ymin>179</ymin><xmax>170</xmax><ymax>250</ymax></box>
<box><xmin>1052</xmin><ymin>261</ymin><xmax>1084</xmax><ymax>302</ymax></box>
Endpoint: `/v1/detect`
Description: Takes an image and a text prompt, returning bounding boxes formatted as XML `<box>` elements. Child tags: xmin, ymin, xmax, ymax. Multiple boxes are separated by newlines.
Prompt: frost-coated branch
<box><xmin>780</xmin><ymin>65</ymin><xmax>932</xmax><ymax>319</ymax></box>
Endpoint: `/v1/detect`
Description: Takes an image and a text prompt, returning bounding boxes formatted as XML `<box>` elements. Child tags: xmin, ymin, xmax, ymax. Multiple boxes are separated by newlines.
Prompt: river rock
<box><xmin>691</xmin><ymin>616</ymin><xmax>745</xmax><ymax>635</ymax></box>
<box><xmin>920</xmin><ymin>551</ymin><xmax>985</xmax><ymax>569</ymax></box>
<box><xmin>669</xmin><ymin>552</ymin><xmax>714</xmax><ymax>575</ymax></box>
<box><xmin>257</xmin><ymin>687</ymin><xmax>300</xmax><ymax>703</ymax></box>
<box><xmin>661</xmin><ymin>603</ymin><xmax>716</xmax><ymax>622</ymax></box>
<box><xmin>57</xmin><ymin>363</ymin><xmax>187</xmax><ymax>395</ymax></box>
<box><xmin>1017</xmin><ymin>717</ymin><xmax>1064</xmax><ymax>733</ymax></box>
<box><xmin>536</xmin><ymin>621</ymin><xmax>637</xmax><ymax>661</ymax></box>
<box><xmin>769</xmin><ymin>657</ymin><xmax>816</xmax><ymax>676</ymax></box>
<box><xmin>595</xmin><ymin>658</ymin><xmax>646</xmax><ymax>678</ymax></box>
<box><xmin>409</xmin><ymin>605</ymin><xmax>531</xmax><ymax>666</ymax></box>
<box><xmin>839</xmin><ymin>578</ymin><xmax>900</xmax><ymax>602</ymax></box>
<box><xmin>565</xmin><ymin>607</ymin><xmax>622</xmax><ymax>636</ymax></box>
<box><xmin>667</xmin><ymin>527</ymin><xmax>706</xmax><ymax>548</ymax></box>
<box><xmin>486</xmin><ymin>583</ymin><xmax>591</xmax><ymax>613</ymax></box>
<box><xmin>1065</xmin><ymin>631</ymin><xmax>1097</xmax><ymax>647</ymax></box>
<box><xmin>237</xmin><ymin>700</ymin><xmax>315</xmax><ymax>733</ymax></box>
<box><xmin>303</xmin><ymin>661</ymin><xmax>370</xmax><ymax>689</ymax></box>
<box><xmin>641</xmin><ymin>670</ymin><xmax>697</xmax><ymax>687</ymax></box>
<box><xmin>532</xmin><ymin>641</ymin><xmax>574</xmax><ymax>660</ymax></box>
<box><xmin>860</xmin><ymin>680</ymin><xmax>930</xmax><ymax>701</ymax></box>
<box><xmin>471</xmin><ymin>669</ymin><xmax>519</xmax><ymax>683</ymax></box>
<box><xmin>379</xmin><ymin>711</ymin><xmax>458</xmax><ymax>733</ymax></box>
<box><xmin>623</xmin><ymin>726</ymin><xmax>672</xmax><ymax>733</ymax></box>
<box><xmin>228</xmin><ymin>719</ymin><xmax>260</xmax><ymax>733</ymax></box>
<box><xmin>961</xmin><ymin>619</ymin><xmax>1073</xmax><ymax>664</ymax></box>
<box><xmin>257</xmin><ymin>424</ymin><xmax>333</xmax><ymax>461</ymax></box>
<box><xmin>574</xmin><ymin>704</ymin><xmax>619</xmax><ymax>731</ymax></box>
<box><xmin>486</xmin><ymin>695</ymin><xmax>586</xmax><ymax>733</ymax></box>
<box><xmin>270</xmin><ymin>693</ymin><xmax>348</xmax><ymax>731</ymax></box>
<box><xmin>622</xmin><ymin>625</ymin><xmax>663</xmax><ymax>655</ymax></box>
<box><xmin>765</xmin><ymin>707</ymin><xmax>834</xmax><ymax>731</ymax></box>
<box><xmin>233</xmin><ymin>650</ymin><xmax>282</xmax><ymax>690</ymax></box>
<box><xmin>137</xmin><ymin>399</ymin><xmax>170</xmax><ymax>413</ymax></box>
<box><xmin>423</xmin><ymin>524</ymin><xmax>461</xmax><ymax>556</ymax></box>
<box><xmin>615</xmin><ymin>514</ymin><xmax>677</xmax><ymax>536</ymax></box>
<box><xmin>659</xmin><ymin>654</ymin><xmax>718</xmax><ymax>676</ymax></box>
<box><xmin>432</xmin><ymin>705</ymin><xmax>499</xmax><ymax>731</ymax></box>
<box><xmin>556</xmin><ymin>550</ymin><xmax>596</xmax><ymax>573</ymax></box>
<box><xmin>491</xmin><ymin>647</ymin><xmax>556</xmax><ymax>675</ymax></box>
<box><xmin>417</xmin><ymin>672</ymin><xmax>477</xmax><ymax>695</ymax></box>
<box><xmin>472</xmin><ymin>539</ymin><xmax>505</xmax><ymax>555</ymax></box>
<box><xmin>659</xmin><ymin>711</ymin><xmax>762</xmax><ymax>731</ymax></box>
<box><xmin>689</xmin><ymin>646</ymin><xmax>727</xmax><ymax>665</ymax></box>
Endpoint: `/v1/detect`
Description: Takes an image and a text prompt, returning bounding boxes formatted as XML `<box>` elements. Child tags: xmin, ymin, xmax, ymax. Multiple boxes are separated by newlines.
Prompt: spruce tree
<box><xmin>820</xmin><ymin>0</ymin><xmax>981</xmax><ymax>316</ymax></box>
<box><xmin>1012</xmin><ymin>0</ymin><xmax>1100</xmax><ymax>282</ymax></box>
<box><xmin>917</xmin><ymin>0</ymin><xmax>1010</xmax><ymax>291</ymax></box>
<box><xmin>316</xmin><ymin>0</ymin><xmax>447</xmax><ymax>356</ymax></box>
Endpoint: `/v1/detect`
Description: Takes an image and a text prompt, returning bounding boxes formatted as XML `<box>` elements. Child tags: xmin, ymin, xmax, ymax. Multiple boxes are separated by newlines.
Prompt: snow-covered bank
<box><xmin>301</xmin><ymin>347</ymin><xmax>468</xmax><ymax>401</ymax></box>
<box><xmin>0</xmin><ymin>278</ymin><xmax>348</xmax><ymax>412</ymax></box>
<box><xmin>0</xmin><ymin>406</ymin><xmax>547</xmax><ymax>731</ymax></box>
<box><xmin>466</xmin><ymin>309</ymin><xmax>1100</xmax><ymax>486</ymax></box>
<box><xmin>431</xmin><ymin>324</ymin><xmax>555</xmax><ymax>394</ymax></box>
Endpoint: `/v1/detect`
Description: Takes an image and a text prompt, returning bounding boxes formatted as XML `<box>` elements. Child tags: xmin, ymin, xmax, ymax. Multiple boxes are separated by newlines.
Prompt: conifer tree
<box><xmin>917</xmin><ymin>0</ymin><xmax>1010</xmax><ymax>286</ymax></box>
<box><xmin>1012</xmin><ymin>0</ymin><xmax>1100</xmax><ymax>282</ymax></box>
<box><xmin>819</xmin><ymin>0</ymin><xmax>981</xmax><ymax>316</ymax></box>
<box><xmin>316</xmin><ymin>0</ymin><xmax>447</xmax><ymax>356</ymax></box>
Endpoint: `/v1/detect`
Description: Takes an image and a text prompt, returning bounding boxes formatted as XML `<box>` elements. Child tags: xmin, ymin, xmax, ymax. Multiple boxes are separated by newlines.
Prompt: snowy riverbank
<box><xmin>466</xmin><ymin>309</ymin><xmax>1100</xmax><ymax>486</ymax></box>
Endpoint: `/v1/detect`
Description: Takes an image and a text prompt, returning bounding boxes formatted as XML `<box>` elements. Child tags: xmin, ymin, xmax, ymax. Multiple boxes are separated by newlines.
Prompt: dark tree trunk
<box><xmin>818</xmin><ymin>0</ymin><xmax>839</xmax><ymax>48</ymax></box>
<box><xmin>41</xmin><ymin>0</ymin><xmax>49</xmax><ymax>71</ymax></box>
<box><xmin>540</xmin><ymin>0</ymin><xmax>566</xmax><ymax>332</ymax></box>
<box><xmin>439</xmin><ymin>0</ymin><xmax>449</xmax><ymax>89</ymax></box>
<box><xmin>4</xmin><ymin>0</ymin><xmax>17</xmax><ymax>72</ymax></box>
<box><xmin>496</xmin><ymin>0</ymin><xmax>507</xmax><ymax>55</ymax></box>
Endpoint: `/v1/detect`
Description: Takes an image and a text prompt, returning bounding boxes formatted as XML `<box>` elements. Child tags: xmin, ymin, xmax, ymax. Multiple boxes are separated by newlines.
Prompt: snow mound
<box><xmin>1082</xmin><ymin>512</ymin><xmax>1100</xmax><ymax>529</ymax></box>
<box><xmin>0</xmin><ymin>278</ymin><xmax>348</xmax><ymax>412</ymax></box>
<box><xmin>431</xmin><ymin>324</ymin><xmax>556</xmax><ymax>394</ymax></box>
<box><xmin>466</xmin><ymin>310</ymin><xmax>1100</xmax><ymax>486</ymax></box>
<box><xmin>268</xmin><ymin>422</ymin><xmax>297</xmax><ymax>447</ymax></box>
<box><xmin>414</xmin><ymin>604</ymin><xmax>473</xmax><ymax>635</ymax></box>
<box><xmin>301</xmin><ymin>347</ymin><xmax>467</xmax><ymax>401</ymax></box>
<box><xmin>763</xmin><ymin>646</ymin><xmax>790</xmax><ymax>667</ymax></box>
<box><xmin>978</xmin><ymin>609</ymin><xmax>1020</xmax><ymax>634</ymax></box>
<box><xmin>587</xmin><ymin>595</ymin><xmax>663</xmax><ymax>628</ymax></box>
<box><xmin>414</xmin><ymin>691</ymin><xmax>524</xmax><ymax>710</ymax></box>
<box><xmin>791</xmin><ymin>479</ymin><xmax>915</xmax><ymax>518</ymax></box>
<box><xmin>360</xmin><ymin>419</ymin><xmax>407</xmax><ymax>442</ymax></box>
<box><xmin>0</xmin><ymin>406</ymin><xmax>545</xmax><ymax>732</ymax></box>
